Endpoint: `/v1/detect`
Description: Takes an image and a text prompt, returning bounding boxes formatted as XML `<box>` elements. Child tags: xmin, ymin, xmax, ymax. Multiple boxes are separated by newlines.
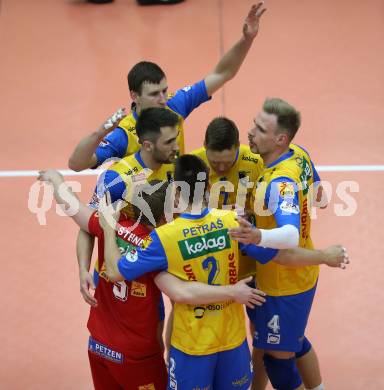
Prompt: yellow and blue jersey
<box><xmin>90</xmin><ymin>151</ymin><xmax>174</xmax><ymax>218</ymax></box>
<box><xmin>191</xmin><ymin>144</ymin><xmax>263</xmax><ymax>210</ymax></box>
<box><xmin>117</xmin><ymin>208</ymin><xmax>277</xmax><ymax>356</ymax></box>
<box><xmin>95</xmin><ymin>80</ymin><xmax>211</xmax><ymax>165</ymax></box>
<box><xmin>191</xmin><ymin>144</ymin><xmax>264</xmax><ymax>279</ymax></box>
<box><xmin>252</xmin><ymin>146</ymin><xmax>319</xmax><ymax>296</ymax></box>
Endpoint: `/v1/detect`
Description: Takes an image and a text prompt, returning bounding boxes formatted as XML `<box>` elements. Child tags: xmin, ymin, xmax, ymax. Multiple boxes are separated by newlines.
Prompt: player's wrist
<box><xmin>79</xmin><ymin>266</ymin><xmax>90</xmax><ymax>275</ymax></box>
<box><xmin>251</xmin><ymin>228</ymin><xmax>262</xmax><ymax>245</ymax></box>
<box><xmin>226</xmin><ymin>285</ymin><xmax>237</xmax><ymax>301</ymax></box>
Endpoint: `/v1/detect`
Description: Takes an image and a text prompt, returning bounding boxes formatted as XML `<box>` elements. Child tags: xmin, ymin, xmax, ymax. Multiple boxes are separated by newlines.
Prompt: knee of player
<box><xmin>263</xmin><ymin>353</ymin><xmax>302</xmax><ymax>390</ymax></box>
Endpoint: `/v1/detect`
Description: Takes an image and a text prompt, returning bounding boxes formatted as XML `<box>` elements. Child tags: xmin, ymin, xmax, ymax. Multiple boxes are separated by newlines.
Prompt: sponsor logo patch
<box><xmin>178</xmin><ymin>229</ymin><xmax>230</xmax><ymax>260</ymax></box>
<box><xmin>279</xmin><ymin>200</ymin><xmax>300</xmax><ymax>214</ymax></box>
<box><xmin>125</xmin><ymin>248</ymin><xmax>138</xmax><ymax>263</ymax></box>
<box><xmin>278</xmin><ymin>182</ymin><xmax>295</xmax><ymax>198</ymax></box>
<box><xmin>88</xmin><ymin>337</ymin><xmax>124</xmax><ymax>363</ymax></box>
<box><xmin>141</xmin><ymin>236</ymin><xmax>153</xmax><ymax>250</ymax></box>
<box><xmin>242</xmin><ymin>155</ymin><xmax>259</xmax><ymax>164</ymax></box>
<box><xmin>267</xmin><ymin>333</ymin><xmax>281</xmax><ymax>345</ymax></box>
<box><xmin>130</xmin><ymin>281</ymin><xmax>147</xmax><ymax>297</ymax></box>
<box><xmin>139</xmin><ymin>384</ymin><xmax>155</xmax><ymax>390</ymax></box>
<box><xmin>99</xmin><ymin>139</ymin><xmax>109</xmax><ymax>147</ymax></box>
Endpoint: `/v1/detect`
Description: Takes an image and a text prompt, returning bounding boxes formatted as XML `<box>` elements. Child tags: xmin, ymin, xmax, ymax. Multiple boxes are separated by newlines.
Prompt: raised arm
<box><xmin>155</xmin><ymin>273</ymin><xmax>266</xmax><ymax>309</ymax></box>
<box><xmin>204</xmin><ymin>2</ymin><xmax>266</xmax><ymax>96</ymax></box>
<box><xmin>37</xmin><ymin>169</ymin><xmax>93</xmax><ymax>231</ymax></box>
<box><xmin>68</xmin><ymin>108</ymin><xmax>126</xmax><ymax>171</ymax></box>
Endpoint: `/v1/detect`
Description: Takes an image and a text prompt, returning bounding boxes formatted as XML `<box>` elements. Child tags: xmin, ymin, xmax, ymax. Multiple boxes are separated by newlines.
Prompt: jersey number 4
<box><xmin>267</xmin><ymin>315</ymin><xmax>280</xmax><ymax>334</ymax></box>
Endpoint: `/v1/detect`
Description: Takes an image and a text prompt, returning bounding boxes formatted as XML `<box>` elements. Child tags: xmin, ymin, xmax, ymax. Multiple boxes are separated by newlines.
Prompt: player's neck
<box><xmin>139</xmin><ymin>150</ymin><xmax>162</xmax><ymax>171</ymax></box>
<box><xmin>262</xmin><ymin>146</ymin><xmax>290</xmax><ymax>167</ymax></box>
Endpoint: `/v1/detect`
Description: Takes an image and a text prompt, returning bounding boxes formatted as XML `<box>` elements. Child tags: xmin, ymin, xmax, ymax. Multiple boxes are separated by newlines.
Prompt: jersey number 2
<box><xmin>202</xmin><ymin>256</ymin><xmax>220</xmax><ymax>285</ymax></box>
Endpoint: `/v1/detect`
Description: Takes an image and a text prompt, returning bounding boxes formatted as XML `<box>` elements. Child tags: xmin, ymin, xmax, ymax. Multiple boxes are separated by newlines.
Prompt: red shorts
<box><xmin>88</xmin><ymin>345</ymin><xmax>167</xmax><ymax>390</ymax></box>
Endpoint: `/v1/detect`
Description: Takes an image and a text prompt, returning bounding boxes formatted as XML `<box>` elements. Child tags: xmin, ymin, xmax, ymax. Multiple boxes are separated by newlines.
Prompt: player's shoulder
<box><xmin>290</xmin><ymin>143</ymin><xmax>312</xmax><ymax>161</ymax></box>
<box><xmin>238</xmin><ymin>145</ymin><xmax>263</xmax><ymax>166</ymax></box>
<box><xmin>190</xmin><ymin>146</ymin><xmax>206</xmax><ymax>159</ymax></box>
<box><xmin>108</xmin><ymin>153</ymin><xmax>142</xmax><ymax>175</ymax></box>
<box><xmin>117</xmin><ymin>112</ymin><xmax>137</xmax><ymax>133</ymax></box>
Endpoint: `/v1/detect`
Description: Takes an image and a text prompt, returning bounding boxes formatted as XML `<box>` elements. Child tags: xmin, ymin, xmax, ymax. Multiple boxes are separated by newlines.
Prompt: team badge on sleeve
<box><xmin>125</xmin><ymin>248</ymin><xmax>138</xmax><ymax>263</ymax></box>
<box><xmin>141</xmin><ymin>236</ymin><xmax>153</xmax><ymax>250</ymax></box>
<box><xmin>278</xmin><ymin>182</ymin><xmax>295</xmax><ymax>198</ymax></box>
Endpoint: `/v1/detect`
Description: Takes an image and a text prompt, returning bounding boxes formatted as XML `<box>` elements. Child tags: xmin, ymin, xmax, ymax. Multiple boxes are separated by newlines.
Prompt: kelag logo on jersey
<box><xmin>299</xmin><ymin>158</ymin><xmax>312</xmax><ymax>196</ymax></box>
<box><xmin>178</xmin><ymin>229</ymin><xmax>230</xmax><ymax>260</ymax></box>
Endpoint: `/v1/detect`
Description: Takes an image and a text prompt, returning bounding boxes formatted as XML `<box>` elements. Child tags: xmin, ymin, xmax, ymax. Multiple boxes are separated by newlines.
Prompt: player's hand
<box><xmin>229</xmin><ymin>216</ymin><xmax>261</xmax><ymax>244</ymax></box>
<box><xmin>79</xmin><ymin>269</ymin><xmax>98</xmax><ymax>307</ymax></box>
<box><xmin>37</xmin><ymin>169</ymin><xmax>64</xmax><ymax>184</ymax></box>
<box><xmin>98</xmin><ymin>108</ymin><xmax>126</xmax><ymax>136</ymax></box>
<box><xmin>322</xmin><ymin>245</ymin><xmax>349</xmax><ymax>269</ymax></box>
<box><xmin>243</xmin><ymin>2</ymin><xmax>267</xmax><ymax>40</ymax></box>
<box><xmin>231</xmin><ymin>276</ymin><xmax>266</xmax><ymax>308</ymax></box>
<box><xmin>98</xmin><ymin>191</ymin><xmax>123</xmax><ymax>231</ymax></box>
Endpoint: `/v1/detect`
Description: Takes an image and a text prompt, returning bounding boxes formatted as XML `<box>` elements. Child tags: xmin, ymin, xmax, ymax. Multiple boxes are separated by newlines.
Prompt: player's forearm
<box><xmin>216</xmin><ymin>35</ymin><xmax>254</xmax><ymax>79</ymax></box>
<box><xmin>274</xmin><ymin>248</ymin><xmax>325</xmax><ymax>267</ymax></box>
<box><xmin>259</xmin><ymin>225</ymin><xmax>299</xmax><ymax>249</ymax></box>
<box><xmin>51</xmin><ymin>179</ymin><xmax>92</xmax><ymax>230</ymax></box>
<box><xmin>206</xmin><ymin>36</ymin><xmax>254</xmax><ymax>96</ymax></box>
<box><xmin>166</xmin><ymin>280</ymin><xmax>236</xmax><ymax>304</ymax></box>
<box><xmin>77</xmin><ymin>229</ymin><xmax>94</xmax><ymax>273</ymax></box>
<box><xmin>103</xmin><ymin>228</ymin><xmax>124</xmax><ymax>282</ymax></box>
<box><xmin>68</xmin><ymin>129</ymin><xmax>104</xmax><ymax>171</ymax></box>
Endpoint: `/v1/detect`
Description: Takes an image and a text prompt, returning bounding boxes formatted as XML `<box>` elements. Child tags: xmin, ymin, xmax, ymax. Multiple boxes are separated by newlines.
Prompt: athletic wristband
<box><xmin>259</xmin><ymin>224</ymin><xmax>299</xmax><ymax>249</ymax></box>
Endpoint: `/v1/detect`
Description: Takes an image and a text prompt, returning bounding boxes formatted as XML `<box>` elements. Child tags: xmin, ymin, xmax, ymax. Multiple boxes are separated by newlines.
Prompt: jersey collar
<box><xmin>135</xmin><ymin>151</ymin><xmax>147</xmax><ymax>168</ymax></box>
<box><xmin>267</xmin><ymin>148</ymin><xmax>294</xmax><ymax>169</ymax></box>
<box><xmin>179</xmin><ymin>207</ymin><xmax>210</xmax><ymax>220</ymax></box>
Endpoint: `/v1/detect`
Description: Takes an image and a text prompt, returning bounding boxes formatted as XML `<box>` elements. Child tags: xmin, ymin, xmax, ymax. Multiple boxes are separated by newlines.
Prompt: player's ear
<box><xmin>275</xmin><ymin>132</ymin><xmax>288</xmax><ymax>146</ymax></box>
<box><xmin>142</xmin><ymin>139</ymin><xmax>153</xmax><ymax>152</ymax></box>
<box><xmin>130</xmin><ymin>90</ymin><xmax>138</xmax><ymax>103</ymax></box>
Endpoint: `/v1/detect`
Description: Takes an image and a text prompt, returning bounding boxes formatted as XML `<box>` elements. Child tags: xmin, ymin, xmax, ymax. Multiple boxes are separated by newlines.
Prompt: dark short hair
<box><xmin>204</xmin><ymin>117</ymin><xmax>240</xmax><ymax>151</ymax></box>
<box><xmin>263</xmin><ymin>98</ymin><xmax>301</xmax><ymax>140</ymax></box>
<box><xmin>136</xmin><ymin>107</ymin><xmax>179</xmax><ymax>143</ymax></box>
<box><xmin>132</xmin><ymin>180</ymin><xmax>168</xmax><ymax>227</ymax></box>
<box><xmin>128</xmin><ymin>61</ymin><xmax>166</xmax><ymax>94</ymax></box>
<box><xmin>174</xmin><ymin>155</ymin><xmax>209</xmax><ymax>204</ymax></box>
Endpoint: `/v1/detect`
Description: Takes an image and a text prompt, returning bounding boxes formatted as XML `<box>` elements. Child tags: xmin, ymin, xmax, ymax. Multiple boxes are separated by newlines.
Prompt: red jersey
<box><xmin>87</xmin><ymin>212</ymin><xmax>162</xmax><ymax>361</ymax></box>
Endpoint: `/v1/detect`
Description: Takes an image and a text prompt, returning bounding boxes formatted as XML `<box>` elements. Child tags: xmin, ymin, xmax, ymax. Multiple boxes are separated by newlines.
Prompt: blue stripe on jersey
<box><xmin>179</xmin><ymin>208</ymin><xmax>211</xmax><ymax>220</ymax></box>
<box><xmin>240</xmin><ymin>243</ymin><xmax>278</xmax><ymax>265</ymax></box>
<box><xmin>134</xmin><ymin>151</ymin><xmax>146</xmax><ymax>168</ymax></box>
<box><xmin>266</xmin><ymin>149</ymin><xmax>294</xmax><ymax>169</ymax></box>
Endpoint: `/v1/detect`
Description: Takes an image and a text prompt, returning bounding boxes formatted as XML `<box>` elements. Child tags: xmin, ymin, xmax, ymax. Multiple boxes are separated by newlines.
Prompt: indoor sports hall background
<box><xmin>1</xmin><ymin>0</ymin><xmax>383</xmax><ymax>388</ymax></box>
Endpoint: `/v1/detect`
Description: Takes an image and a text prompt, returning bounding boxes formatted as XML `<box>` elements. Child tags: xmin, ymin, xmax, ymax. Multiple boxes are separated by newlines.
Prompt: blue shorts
<box><xmin>168</xmin><ymin>340</ymin><xmax>252</xmax><ymax>390</ymax></box>
<box><xmin>247</xmin><ymin>284</ymin><xmax>317</xmax><ymax>352</ymax></box>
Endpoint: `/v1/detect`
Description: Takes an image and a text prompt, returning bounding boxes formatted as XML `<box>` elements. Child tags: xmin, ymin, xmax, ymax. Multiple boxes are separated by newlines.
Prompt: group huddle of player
<box><xmin>39</xmin><ymin>3</ymin><xmax>349</xmax><ymax>390</ymax></box>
